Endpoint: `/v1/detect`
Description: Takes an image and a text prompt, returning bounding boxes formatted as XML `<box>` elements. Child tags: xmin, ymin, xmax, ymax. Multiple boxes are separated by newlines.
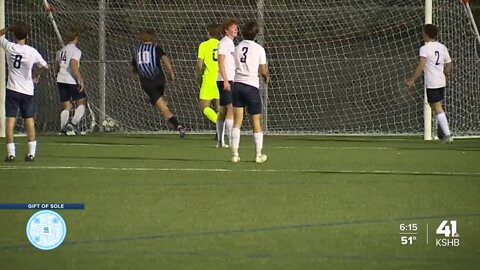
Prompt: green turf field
<box><xmin>0</xmin><ymin>134</ymin><xmax>479</xmax><ymax>269</ymax></box>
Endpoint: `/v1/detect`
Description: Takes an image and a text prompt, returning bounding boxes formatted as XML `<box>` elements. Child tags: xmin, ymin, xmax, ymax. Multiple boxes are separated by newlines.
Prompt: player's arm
<box><xmin>54</xmin><ymin>51</ymin><xmax>60</xmax><ymax>74</ymax></box>
<box><xmin>0</xmin><ymin>25</ymin><xmax>14</xmax><ymax>49</ymax></box>
<box><xmin>33</xmin><ymin>62</ymin><xmax>49</xmax><ymax>84</ymax></box>
<box><xmin>70</xmin><ymin>58</ymin><xmax>84</xmax><ymax>91</ymax></box>
<box><xmin>0</xmin><ymin>26</ymin><xmax>12</xmax><ymax>37</ymax></box>
<box><xmin>444</xmin><ymin>62</ymin><xmax>453</xmax><ymax>78</ymax></box>
<box><xmin>218</xmin><ymin>54</ymin><xmax>230</xmax><ymax>90</ymax></box>
<box><xmin>162</xmin><ymin>55</ymin><xmax>175</xmax><ymax>82</ymax></box>
<box><xmin>406</xmin><ymin>57</ymin><xmax>427</xmax><ymax>90</ymax></box>
<box><xmin>195</xmin><ymin>58</ymin><xmax>204</xmax><ymax>87</ymax></box>
<box><xmin>259</xmin><ymin>64</ymin><xmax>271</xmax><ymax>85</ymax></box>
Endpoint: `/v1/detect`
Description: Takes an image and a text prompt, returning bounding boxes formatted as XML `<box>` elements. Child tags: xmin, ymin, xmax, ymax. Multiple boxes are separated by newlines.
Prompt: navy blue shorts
<box><xmin>5</xmin><ymin>89</ymin><xmax>36</xmax><ymax>118</ymax></box>
<box><xmin>216</xmin><ymin>81</ymin><xmax>233</xmax><ymax>106</ymax></box>
<box><xmin>232</xmin><ymin>82</ymin><xmax>262</xmax><ymax>115</ymax></box>
<box><xmin>58</xmin><ymin>83</ymin><xmax>87</xmax><ymax>103</ymax></box>
<box><xmin>140</xmin><ymin>79</ymin><xmax>165</xmax><ymax>105</ymax></box>
<box><xmin>426</xmin><ymin>87</ymin><xmax>445</xmax><ymax>103</ymax></box>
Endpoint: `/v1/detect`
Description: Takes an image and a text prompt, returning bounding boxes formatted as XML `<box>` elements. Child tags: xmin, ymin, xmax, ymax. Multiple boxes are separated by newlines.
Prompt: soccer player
<box><xmin>132</xmin><ymin>29</ymin><xmax>185</xmax><ymax>137</ymax></box>
<box><xmin>0</xmin><ymin>22</ymin><xmax>48</xmax><ymax>161</ymax></box>
<box><xmin>230</xmin><ymin>21</ymin><xmax>271</xmax><ymax>163</ymax></box>
<box><xmin>216</xmin><ymin>18</ymin><xmax>238</xmax><ymax>148</ymax></box>
<box><xmin>54</xmin><ymin>28</ymin><xmax>85</xmax><ymax>135</ymax></box>
<box><xmin>406</xmin><ymin>24</ymin><xmax>453</xmax><ymax>143</ymax></box>
<box><xmin>195</xmin><ymin>24</ymin><xmax>221</xmax><ymax>126</ymax></box>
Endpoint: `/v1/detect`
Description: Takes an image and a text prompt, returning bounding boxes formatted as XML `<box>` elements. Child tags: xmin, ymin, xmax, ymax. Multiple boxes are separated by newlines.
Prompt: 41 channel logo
<box><xmin>435</xmin><ymin>220</ymin><xmax>460</xmax><ymax>247</ymax></box>
<box><xmin>26</xmin><ymin>210</ymin><xmax>67</xmax><ymax>250</ymax></box>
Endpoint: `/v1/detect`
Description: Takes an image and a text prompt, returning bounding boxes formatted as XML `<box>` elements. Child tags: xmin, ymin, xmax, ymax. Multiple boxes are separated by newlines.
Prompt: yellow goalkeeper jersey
<box><xmin>197</xmin><ymin>38</ymin><xmax>219</xmax><ymax>81</ymax></box>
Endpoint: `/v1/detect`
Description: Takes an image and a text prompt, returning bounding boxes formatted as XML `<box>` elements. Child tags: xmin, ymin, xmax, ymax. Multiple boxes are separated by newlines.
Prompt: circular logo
<box><xmin>26</xmin><ymin>210</ymin><xmax>67</xmax><ymax>250</ymax></box>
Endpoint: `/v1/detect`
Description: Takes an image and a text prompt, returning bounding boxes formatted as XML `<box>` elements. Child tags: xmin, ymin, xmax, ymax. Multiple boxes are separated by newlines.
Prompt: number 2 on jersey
<box><xmin>13</xmin><ymin>55</ymin><xmax>22</xmax><ymax>69</ymax></box>
<box><xmin>240</xmin><ymin>47</ymin><xmax>248</xmax><ymax>63</ymax></box>
<box><xmin>434</xmin><ymin>51</ymin><xmax>440</xmax><ymax>65</ymax></box>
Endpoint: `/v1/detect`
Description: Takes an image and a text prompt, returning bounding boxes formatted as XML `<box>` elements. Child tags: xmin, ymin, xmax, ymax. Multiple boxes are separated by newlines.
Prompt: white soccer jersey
<box><xmin>217</xmin><ymin>36</ymin><xmax>235</xmax><ymax>81</ymax></box>
<box><xmin>56</xmin><ymin>43</ymin><xmax>82</xmax><ymax>84</ymax></box>
<box><xmin>0</xmin><ymin>36</ymin><xmax>47</xmax><ymax>96</ymax></box>
<box><xmin>419</xmin><ymin>41</ymin><xmax>452</xmax><ymax>89</ymax></box>
<box><xmin>234</xmin><ymin>40</ymin><xmax>267</xmax><ymax>89</ymax></box>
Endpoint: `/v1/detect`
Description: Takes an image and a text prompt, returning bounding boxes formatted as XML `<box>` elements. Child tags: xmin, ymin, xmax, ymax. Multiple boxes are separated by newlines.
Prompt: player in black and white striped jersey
<box><xmin>132</xmin><ymin>29</ymin><xmax>185</xmax><ymax>137</ymax></box>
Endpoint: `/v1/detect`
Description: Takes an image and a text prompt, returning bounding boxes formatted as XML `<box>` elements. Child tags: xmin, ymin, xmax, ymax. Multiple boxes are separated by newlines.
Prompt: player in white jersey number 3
<box><xmin>406</xmin><ymin>24</ymin><xmax>453</xmax><ymax>143</ymax></box>
<box><xmin>230</xmin><ymin>21</ymin><xmax>271</xmax><ymax>163</ymax></box>
<box><xmin>0</xmin><ymin>22</ymin><xmax>49</xmax><ymax>161</ymax></box>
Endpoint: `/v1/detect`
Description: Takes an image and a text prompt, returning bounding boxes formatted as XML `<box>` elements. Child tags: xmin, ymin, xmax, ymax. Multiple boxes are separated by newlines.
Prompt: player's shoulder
<box><xmin>219</xmin><ymin>36</ymin><xmax>233</xmax><ymax>45</ymax></box>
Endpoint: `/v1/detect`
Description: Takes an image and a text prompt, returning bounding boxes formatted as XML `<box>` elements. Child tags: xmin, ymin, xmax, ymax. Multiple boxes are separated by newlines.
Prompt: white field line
<box><xmin>0</xmin><ymin>165</ymin><xmax>478</xmax><ymax>176</ymax></box>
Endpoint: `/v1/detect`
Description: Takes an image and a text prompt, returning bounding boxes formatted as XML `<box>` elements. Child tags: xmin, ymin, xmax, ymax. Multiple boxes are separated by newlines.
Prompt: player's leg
<box><xmin>4</xmin><ymin>90</ymin><xmax>19</xmax><ymax>161</ymax></box>
<box><xmin>154</xmin><ymin>96</ymin><xmax>186</xmax><ymax>137</ymax></box>
<box><xmin>70</xmin><ymin>84</ymin><xmax>88</xmax><ymax>132</ymax></box>
<box><xmin>216</xmin><ymin>81</ymin><xmax>227</xmax><ymax>147</ymax></box>
<box><xmin>246</xmin><ymin>85</ymin><xmax>266</xmax><ymax>163</ymax></box>
<box><xmin>231</xmin><ymin>107</ymin><xmax>243</xmax><ymax>162</ymax></box>
<box><xmin>199</xmin><ymin>80</ymin><xmax>218</xmax><ymax>124</ymax></box>
<box><xmin>224</xmin><ymin>81</ymin><xmax>234</xmax><ymax>147</ymax></box>
<box><xmin>20</xmin><ymin>93</ymin><xmax>37</xmax><ymax>161</ymax></box>
<box><xmin>427</xmin><ymin>88</ymin><xmax>452</xmax><ymax>143</ymax></box>
<box><xmin>58</xmin><ymin>83</ymin><xmax>72</xmax><ymax>134</ymax></box>
<box><xmin>199</xmin><ymin>99</ymin><xmax>216</xmax><ymax>123</ymax></box>
<box><xmin>4</xmin><ymin>118</ymin><xmax>16</xmax><ymax>161</ymax></box>
<box><xmin>230</xmin><ymin>83</ymin><xmax>244</xmax><ymax>162</ymax></box>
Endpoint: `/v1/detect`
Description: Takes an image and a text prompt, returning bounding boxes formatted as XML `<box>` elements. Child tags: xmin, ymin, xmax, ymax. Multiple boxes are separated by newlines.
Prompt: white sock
<box><xmin>60</xmin><ymin>110</ymin><xmax>70</xmax><ymax>129</ymax></box>
<box><xmin>71</xmin><ymin>105</ymin><xmax>85</xmax><ymax>125</ymax></box>
<box><xmin>7</xmin><ymin>143</ymin><xmax>15</xmax><ymax>157</ymax></box>
<box><xmin>231</xmin><ymin>128</ymin><xmax>241</xmax><ymax>157</ymax></box>
<box><xmin>28</xmin><ymin>141</ymin><xmax>37</xmax><ymax>157</ymax></box>
<box><xmin>225</xmin><ymin>119</ymin><xmax>233</xmax><ymax>146</ymax></box>
<box><xmin>253</xmin><ymin>132</ymin><xmax>263</xmax><ymax>157</ymax></box>
<box><xmin>437</xmin><ymin>112</ymin><xmax>451</xmax><ymax>136</ymax></box>
<box><xmin>216</xmin><ymin>120</ymin><xmax>225</xmax><ymax>144</ymax></box>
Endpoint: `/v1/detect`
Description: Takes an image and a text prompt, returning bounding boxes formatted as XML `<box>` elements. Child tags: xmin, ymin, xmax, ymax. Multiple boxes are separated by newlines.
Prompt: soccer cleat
<box><xmin>4</xmin><ymin>155</ymin><xmax>15</xmax><ymax>162</ymax></box>
<box><xmin>65</xmin><ymin>123</ymin><xmax>76</xmax><ymax>136</ymax></box>
<box><xmin>24</xmin><ymin>154</ymin><xmax>35</xmax><ymax>162</ymax></box>
<box><xmin>216</xmin><ymin>142</ymin><xmax>230</xmax><ymax>148</ymax></box>
<box><xmin>441</xmin><ymin>135</ymin><xmax>453</xmax><ymax>144</ymax></box>
<box><xmin>255</xmin><ymin>154</ymin><xmax>268</xmax><ymax>163</ymax></box>
<box><xmin>71</xmin><ymin>123</ymin><xmax>80</xmax><ymax>135</ymax></box>
<box><xmin>178</xmin><ymin>126</ymin><xmax>186</xmax><ymax>138</ymax></box>
<box><xmin>231</xmin><ymin>156</ymin><xmax>241</xmax><ymax>163</ymax></box>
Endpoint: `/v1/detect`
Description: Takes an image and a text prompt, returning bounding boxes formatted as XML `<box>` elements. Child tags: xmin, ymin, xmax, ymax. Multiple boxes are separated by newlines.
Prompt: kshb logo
<box><xmin>435</xmin><ymin>220</ymin><xmax>460</xmax><ymax>247</ymax></box>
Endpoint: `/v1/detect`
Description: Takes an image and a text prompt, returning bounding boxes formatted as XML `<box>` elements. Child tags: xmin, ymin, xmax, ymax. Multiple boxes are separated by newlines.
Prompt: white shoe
<box><xmin>441</xmin><ymin>135</ymin><xmax>453</xmax><ymax>144</ymax></box>
<box><xmin>216</xmin><ymin>143</ymin><xmax>230</xmax><ymax>148</ymax></box>
<box><xmin>255</xmin><ymin>154</ymin><xmax>267</xmax><ymax>163</ymax></box>
<box><xmin>231</xmin><ymin>156</ymin><xmax>241</xmax><ymax>163</ymax></box>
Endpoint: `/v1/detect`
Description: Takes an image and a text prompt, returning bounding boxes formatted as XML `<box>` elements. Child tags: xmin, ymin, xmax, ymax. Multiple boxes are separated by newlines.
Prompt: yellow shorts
<box><xmin>199</xmin><ymin>79</ymin><xmax>219</xmax><ymax>100</ymax></box>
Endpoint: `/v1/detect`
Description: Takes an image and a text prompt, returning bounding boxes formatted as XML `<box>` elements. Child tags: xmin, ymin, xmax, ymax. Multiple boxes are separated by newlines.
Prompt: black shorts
<box><xmin>5</xmin><ymin>89</ymin><xmax>36</xmax><ymax>118</ymax></box>
<box><xmin>141</xmin><ymin>79</ymin><xmax>165</xmax><ymax>105</ymax></box>
<box><xmin>426</xmin><ymin>87</ymin><xmax>445</xmax><ymax>103</ymax></box>
<box><xmin>232</xmin><ymin>82</ymin><xmax>262</xmax><ymax>115</ymax></box>
<box><xmin>216</xmin><ymin>81</ymin><xmax>233</xmax><ymax>106</ymax></box>
<box><xmin>57</xmin><ymin>83</ymin><xmax>87</xmax><ymax>103</ymax></box>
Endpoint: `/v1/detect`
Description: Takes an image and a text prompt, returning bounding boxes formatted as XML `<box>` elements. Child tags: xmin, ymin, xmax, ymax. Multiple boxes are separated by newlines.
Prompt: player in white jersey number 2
<box><xmin>406</xmin><ymin>24</ymin><xmax>453</xmax><ymax>143</ymax></box>
<box><xmin>0</xmin><ymin>22</ymin><xmax>49</xmax><ymax>161</ymax></box>
<box><xmin>230</xmin><ymin>21</ymin><xmax>271</xmax><ymax>163</ymax></box>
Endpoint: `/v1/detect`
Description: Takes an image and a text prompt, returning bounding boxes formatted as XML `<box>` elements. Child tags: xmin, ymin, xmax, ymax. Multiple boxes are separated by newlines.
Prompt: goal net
<box><xmin>3</xmin><ymin>0</ymin><xmax>480</xmax><ymax>136</ymax></box>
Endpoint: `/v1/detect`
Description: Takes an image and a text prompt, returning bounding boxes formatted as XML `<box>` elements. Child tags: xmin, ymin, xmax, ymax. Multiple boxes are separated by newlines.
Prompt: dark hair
<box><xmin>242</xmin><ymin>21</ymin><xmax>260</xmax><ymax>41</ymax></box>
<box><xmin>139</xmin><ymin>29</ymin><xmax>155</xmax><ymax>42</ymax></box>
<box><xmin>424</xmin><ymin>24</ymin><xmax>438</xmax><ymax>39</ymax></box>
<box><xmin>221</xmin><ymin>18</ymin><xmax>239</xmax><ymax>34</ymax></box>
<box><xmin>207</xmin><ymin>24</ymin><xmax>221</xmax><ymax>39</ymax></box>
<box><xmin>65</xmin><ymin>28</ymin><xmax>79</xmax><ymax>42</ymax></box>
<box><xmin>12</xmin><ymin>21</ymin><xmax>28</xmax><ymax>40</ymax></box>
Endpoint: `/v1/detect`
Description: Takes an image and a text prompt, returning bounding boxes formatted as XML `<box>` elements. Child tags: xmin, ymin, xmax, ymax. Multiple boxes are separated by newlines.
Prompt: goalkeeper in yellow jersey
<box><xmin>195</xmin><ymin>24</ymin><xmax>221</xmax><ymax>137</ymax></box>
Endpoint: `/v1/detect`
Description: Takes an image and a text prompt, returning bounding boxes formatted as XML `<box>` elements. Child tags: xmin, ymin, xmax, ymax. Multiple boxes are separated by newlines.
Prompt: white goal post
<box><xmin>1</xmin><ymin>0</ymin><xmax>479</xmax><ymax>137</ymax></box>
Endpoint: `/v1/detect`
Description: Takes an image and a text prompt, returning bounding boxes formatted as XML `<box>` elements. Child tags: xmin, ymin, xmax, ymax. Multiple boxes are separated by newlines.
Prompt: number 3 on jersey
<box><xmin>240</xmin><ymin>47</ymin><xmax>248</xmax><ymax>63</ymax></box>
<box><xmin>13</xmin><ymin>55</ymin><xmax>22</xmax><ymax>69</ymax></box>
